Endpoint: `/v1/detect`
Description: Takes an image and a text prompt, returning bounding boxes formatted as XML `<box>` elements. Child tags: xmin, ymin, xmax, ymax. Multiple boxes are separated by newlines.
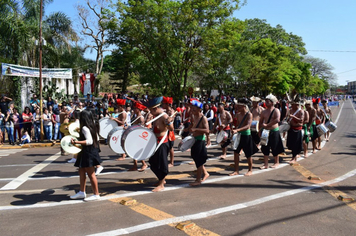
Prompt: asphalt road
<box><xmin>0</xmin><ymin>100</ymin><xmax>355</xmax><ymax>236</ymax></box>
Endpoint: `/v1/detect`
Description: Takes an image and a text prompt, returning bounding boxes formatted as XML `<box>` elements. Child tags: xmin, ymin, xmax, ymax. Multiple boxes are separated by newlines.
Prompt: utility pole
<box><xmin>39</xmin><ymin>0</ymin><xmax>44</xmax><ymax>141</ymax></box>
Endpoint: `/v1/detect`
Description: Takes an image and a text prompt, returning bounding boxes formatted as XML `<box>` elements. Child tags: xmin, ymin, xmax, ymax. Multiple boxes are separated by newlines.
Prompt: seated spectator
<box><xmin>19</xmin><ymin>131</ymin><xmax>31</xmax><ymax>146</ymax></box>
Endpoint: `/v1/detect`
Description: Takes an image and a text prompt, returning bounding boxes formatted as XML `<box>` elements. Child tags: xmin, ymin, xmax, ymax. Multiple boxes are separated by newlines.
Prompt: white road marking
<box><xmin>88</xmin><ymin>168</ymin><xmax>356</xmax><ymax>236</ymax></box>
<box><xmin>0</xmin><ymin>152</ymin><xmax>61</xmax><ymax>190</ymax></box>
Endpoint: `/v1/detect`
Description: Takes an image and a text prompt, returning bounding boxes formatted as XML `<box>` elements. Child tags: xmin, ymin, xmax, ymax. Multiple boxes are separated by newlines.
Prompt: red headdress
<box><xmin>312</xmin><ymin>98</ymin><xmax>321</xmax><ymax>105</ymax></box>
<box><xmin>162</xmin><ymin>96</ymin><xmax>173</xmax><ymax>104</ymax></box>
<box><xmin>116</xmin><ymin>99</ymin><xmax>126</xmax><ymax>106</ymax></box>
<box><xmin>134</xmin><ymin>102</ymin><xmax>146</xmax><ymax>111</ymax></box>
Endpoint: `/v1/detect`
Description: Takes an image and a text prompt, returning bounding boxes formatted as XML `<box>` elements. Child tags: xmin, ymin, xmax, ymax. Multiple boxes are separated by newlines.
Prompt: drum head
<box><xmin>122</xmin><ymin>126</ymin><xmax>157</xmax><ymax>161</ymax></box>
<box><xmin>61</xmin><ymin>135</ymin><xmax>82</xmax><ymax>154</ymax></box>
<box><xmin>216</xmin><ymin>131</ymin><xmax>226</xmax><ymax>143</ymax></box>
<box><xmin>179</xmin><ymin>135</ymin><xmax>195</xmax><ymax>152</ymax></box>
<box><xmin>108</xmin><ymin>127</ymin><xmax>125</xmax><ymax>154</ymax></box>
<box><xmin>68</xmin><ymin>122</ymin><xmax>80</xmax><ymax>138</ymax></box>
<box><xmin>99</xmin><ymin>117</ymin><xmax>118</xmax><ymax>139</ymax></box>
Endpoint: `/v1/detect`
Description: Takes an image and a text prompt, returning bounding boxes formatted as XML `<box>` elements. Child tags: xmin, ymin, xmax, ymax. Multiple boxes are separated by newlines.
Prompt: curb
<box><xmin>0</xmin><ymin>143</ymin><xmax>60</xmax><ymax>149</ymax></box>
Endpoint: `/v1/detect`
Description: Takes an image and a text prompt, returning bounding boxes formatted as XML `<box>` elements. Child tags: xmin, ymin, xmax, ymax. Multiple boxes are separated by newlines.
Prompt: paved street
<box><xmin>0</xmin><ymin>100</ymin><xmax>355</xmax><ymax>236</ymax></box>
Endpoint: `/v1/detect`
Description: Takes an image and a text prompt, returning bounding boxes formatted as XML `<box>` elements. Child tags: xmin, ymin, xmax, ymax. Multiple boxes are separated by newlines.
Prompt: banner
<box><xmin>1</xmin><ymin>63</ymin><xmax>72</xmax><ymax>79</ymax></box>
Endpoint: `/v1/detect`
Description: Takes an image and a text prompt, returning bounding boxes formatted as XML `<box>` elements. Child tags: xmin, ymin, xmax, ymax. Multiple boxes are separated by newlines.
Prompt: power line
<box><xmin>336</xmin><ymin>68</ymin><xmax>356</xmax><ymax>75</ymax></box>
<box><xmin>308</xmin><ymin>50</ymin><xmax>356</xmax><ymax>53</ymax></box>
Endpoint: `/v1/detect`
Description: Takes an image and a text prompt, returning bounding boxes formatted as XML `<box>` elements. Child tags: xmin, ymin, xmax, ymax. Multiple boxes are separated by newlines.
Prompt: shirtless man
<box><xmin>111</xmin><ymin>99</ymin><xmax>127</xmax><ymax>161</ymax></box>
<box><xmin>148</xmin><ymin>97</ymin><xmax>174</xmax><ymax>192</ymax></box>
<box><xmin>129</xmin><ymin>102</ymin><xmax>148</xmax><ymax>171</ymax></box>
<box><xmin>301</xmin><ymin>101</ymin><xmax>310</xmax><ymax>158</ymax></box>
<box><xmin>212</xmin><ymin>103</ymin><xmax>233</xmax><ymax>159</ymax></box>
<box><xmin>321</xmin><ymin>99</ymin><xmax>332</xmax><ymax>141</ymax></box>
<box><xmin>286</xmin><ymin>98</ymin><xmax>304</xmax><ymax>164</ymax></box>
<box><xmin>259</xmin><ymin>94</ymin><xmax>285</xmax><ymax>169</ymax></box>
<box><xmin>188</xmin><ymin>100</ymin><xmax>210</xmax><ymax>186</ymax></box>
<box><xmin>162</xmin><ymin>96</ymin><xmax>176</xmax><ymax>167</ymax></box>
<box><xmin>305</xmin><ymin>100</ymin><xmax>318</xmax><ymax>153</ymax></box>
<box><xmin>250</xmin><ymin>96</ymin><xmax>264</xmax><ymax>148</ymax></box>
<box><xmin>313</xmin><ymin>98</ymin><xmax>325</xmax><ymax>150</ymax></box>
<box><xmin>230</xmin><ymin>98</ymin><xmax>259</xmax><ymax>176</ymax></box>
<box><xmin>143</xmin><ymin>107</ymin><xmax>153</xmax><ymax>129</ymax></box>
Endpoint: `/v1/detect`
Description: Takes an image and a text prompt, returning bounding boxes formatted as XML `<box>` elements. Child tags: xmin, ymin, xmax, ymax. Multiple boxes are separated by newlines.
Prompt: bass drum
<box><xmin>121</xmin><ymin>125</ymin><xmax>157</xmax><ymax>161</ymax></box>
<box><xmin>108</xmin><ymin>127</ymin><xmax>125</xmax><ymax>154</ymax></box>
<box><xmin>260</xmin><ymin>129</ymin><xmax>270</xmax><ymax>146</ymax></box>
<box><xmin>99</xmin><ymin>117</ymin><xmax>118</xmax><ymax>139</ymax></box>
<box><xmin>325</xmin><ymin>121</ymin><xmax>337</xmax><ymax>133</ymax></box>
<box><xmin>216</xmin><ymin>130</ymin><xmax>228</xmax><ymax>144</ymax></box>
<box><xmin>316</xmin><ymin>124</ymin><xmax>329</xmax><ymax>137</ymax></box>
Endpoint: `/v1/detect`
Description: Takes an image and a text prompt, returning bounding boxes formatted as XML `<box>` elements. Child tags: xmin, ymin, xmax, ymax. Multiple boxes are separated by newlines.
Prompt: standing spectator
<box><xmin>4</xmin><ymin>110</ymin><xmax>14</xmax><ymax>145</ymax></box>
<box><xmin>0</xmin><ymin>95</ymin><xmax>12</xmax><ymax>114</ymax></box>
<box><xmin>30</xmin><ymin>94</ymin><xmax>40</xmax><ymax>113</ymax></box>
<box><xmin>73</xmin><ymin>94</ymin><xmax>80</xmax><ymax>106</ymax></box>
<box><xmin>12</xmin><ymin>108</ymin><xmax>21</xmax><ymax>143</ymax></box>
<box><xmin>53</xmin><ymin>99</ymin><xmax>59</xmax><ymax>110</ymax></box>
<box><xmin>85</xmin><ymin>94</ymin><xmax>91</xmax><ymax>104</ymax></box>
<box><xmin>0</xmin><ymin>110</ymin><xmax>4</xmax><ymax>144</ymax></box>
<box><xmin>91</xmin><ymin>95</ymin><xmax>97</xmax><ymax>106</ymax></box>
<box><xmin>47</xmin><ymin>97</ymin><xmax>54</xmax><ymax>109</ymax></box>
<box><xmin>102</xmin><ymin>94</ymin><xmax>108</xmax><ymax>109</ymax></box>
<box><xmin>52</xmin><ymin>108</ymin><xmax>61</xmax><ymax>142</ymax></box>
<box><xmin>42</xmin><ymin>107</ymin><xmax>53</xmax><ymax>142</ymax></box>
<box><xmin>33</xmin><ymin>107</ymin><xmax>41</xmax><ymax>142</ymax></box>
<box><xmin>22</xmin><ymin>107</ymin><xmax>33</xmax><ymax>140</ymax></box>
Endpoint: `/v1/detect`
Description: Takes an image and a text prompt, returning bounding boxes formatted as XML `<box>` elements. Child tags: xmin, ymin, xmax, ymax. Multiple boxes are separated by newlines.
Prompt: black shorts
<box><xmin>191</xmin><ymin>140</ymin><xmax>208</xmax><ymax>168</ymax></box>
<box><xmin>311</xmin><ymin>124</ymin><xmax>319</xmax><ymax>141</ymax></box>
<box><xmin>149</xmin><ymin>142</ymin><xmax>170</xmax><ymax>180</ymax></box>
<box><xmin>168</xmin><ymin>140</ymin><xmax>174</xmax><ymax>149</ymax></box>
<box><xmin>234</xmin><ymin>134</ymin><xmax>259</xmax><ymax>158</ymax></box>
<box><xmin>261</xmin><ymin>129</ymin><xmax>285</xmax><ymax>157</ymax></box>
<box><xmin>251</xmin><ymin>131</ymin><xmax>260</xmax><ymax>145</ymax></box>
<box><xmin>287</xmin><ymin>129</ymin><xmax>303</xmax><ymax>157</ymax></box>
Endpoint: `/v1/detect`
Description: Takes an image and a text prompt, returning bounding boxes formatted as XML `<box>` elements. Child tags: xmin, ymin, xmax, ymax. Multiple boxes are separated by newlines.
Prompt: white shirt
<box><xmin>82</xmin><ymin>126</ymin><xmax>99</xmax><ymax>146</ymax></box>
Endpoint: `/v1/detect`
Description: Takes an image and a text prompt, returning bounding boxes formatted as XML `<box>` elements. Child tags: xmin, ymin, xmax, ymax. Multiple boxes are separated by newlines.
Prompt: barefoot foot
<box><xmin>245</xmin><ymin>171</ymin><xmax>253</xmax><ymax>176</ymax></box>
<box><xmin>138</xmin><ymin>165</ymin><xmax>148</xmax><ymax>172</ymax></box>
<box><xmin>189</xmin><ymin>181</ymin><xmax>202</xmax><ymax>186</ymax></box>
<box><xmin>152</xmin><ymin>185</ymin><xmax>165</xmax><ymax>192</ymax></box>
<box><xmin>271</xmin><ymin>163</ymin><xmax>279</xmax><ymax>168</ymax></box>
<box><xmin>168</xmin><ymin>163</ymin><xmax>174</xmax><ymax>168</ymax></box>
<box><xmin>229</xmin><ymin>171</ymin><xmax>239</xmax><ymax>176</ymax></box>
<box><xmin>260</xmin><ymin>165</ymin><xmax>269</xmax><ymax>170</ymax></box>
<box><xmin>201</xmin><ymin>173</ymin><xmax>210</xmax><ymax>182</ymax></box>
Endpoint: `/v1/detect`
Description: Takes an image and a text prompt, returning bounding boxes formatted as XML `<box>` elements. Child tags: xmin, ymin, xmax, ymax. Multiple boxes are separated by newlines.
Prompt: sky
<box><xmin>46</xmin><ymin>0</ymin><xmax>356</xmax><ymax>86</ymax></box>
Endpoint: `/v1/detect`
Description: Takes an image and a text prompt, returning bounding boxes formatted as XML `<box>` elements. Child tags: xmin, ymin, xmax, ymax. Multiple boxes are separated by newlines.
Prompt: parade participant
<box><xmin>212</xmin><ymin>103</ymin><xmax>233</xmax><ymax>159</ymax></box>
<box><xmin>111</xmin><ymin>99</ymin><xmax>127</xmax><ymax>161</ymax></box>
<box><xmin>188</xmin><ymin>99</ymin><xmax>210</xmax><ymax>186</ymax></box>
<box><xmin>162</xmin><ymin>96</ymin><xmax>176</xmax><ymax>167</ymax></box>
<box><xmin>147</xmin><ymin>96</ymin><xmax>174</xmax><ymax>192</ymax></box>
<box><xmin>286</xmin><ymin>97</ymin><xmax>304</xmax><ymax>164</ymax></box>
<box><xmin>321</xmin><ymin>99</ymin><xmax>332</xmax><ymax>141</ymax></box>
<box><xmin>129</xmin><ymin>102</ymin><xmax>148</xmax><ymax>172</ymax></box>
<box><xmin>60</xmin><ymin>104</ymin><xmax>70</xmax><ymax>155</ymax></box>
<box><xmin>313</xmin><ymin>98</ymin><xmax>324</xmax><ymax>150</ymax></box>
<box><xmin>230</xmin><ymin>98</ymin><xmax>259</xmax><ymax>176</ymax></box>
<box><xmin>144</xmin><ymin>106</ymin><xmax>153</xmax><ymax>129</ymax></box>
<box><xmin>278</xmin><ymin>99</ymin><xmax>289</xmax><ymax>141</ymax></box>
<box><xmin>305</xmin><ymin>100</ymin><xmax>318</xmax><ymax>153</ymax></box>
<box><xmin>203</xmin><ymin>103</ymin><xmax>214</xmax><ymax>147</ymax></box>
<box><xmin>259</xmin><ymin>94</ymin><xmax>285</xmax><ymax>169</ymax></box>
<box><xmin>70</xmin><ymin>109</ymin><xmax>101</xmax><ymax>201</ymax></box>
<box><xmin>301</xmin><ymin>101</ymin><xmax>310</xmax><ymax>158</ymax></box>
<box><xmin>181</xmin><ymin>100</ymin><xmax>192</xmax><ymax>139</ymax></box>
<box><xmin>250</xmin><ymin>96</ymin><xmax>264</xmax><ymax>147</ymax></box>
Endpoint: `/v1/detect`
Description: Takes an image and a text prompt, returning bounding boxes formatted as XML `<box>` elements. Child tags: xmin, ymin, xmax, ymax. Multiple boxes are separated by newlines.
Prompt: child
<box><xmin>19</xmin><ymin>131</ymin><xmax>31</xmax><ymax>146</ymax></box>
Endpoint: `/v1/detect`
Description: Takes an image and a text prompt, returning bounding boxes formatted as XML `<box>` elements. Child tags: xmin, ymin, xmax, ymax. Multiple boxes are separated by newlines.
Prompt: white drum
<box><xmin>61</xmin><ymin>135</ymin><xmax>82</xmax><ymax>154</ymax></box>
<box><xmin>251</xmin><ymin>121</ymin><xmax>259</xmax><ymax>132</ymax></box>
<box><xmin>316</xmin><ymin>124</ymin><xmax>329</xmax><ymax>136</ymax></box>
<box><xmin>99</xmin><ymin>117</ymin><xmax>118</xmax><ymax>139</ymax></box>
<box><xmin>121</xmin><ymin>125</ymin><xmax>157</xmax><ymax>161</ymax></box>
<box><xmin>178</xmin><ymin>135</ymin><xmax>195</xmax><ymax>152</ymax></box>
<box><xmin>107</xmin><ymin>127</ymin><xmax>125</xmax><ymax>154</ymax></box>
<box><xmin>260</xmin><ymin>129</ymin><xmax>270</xmax><ymax>146</ymax></box>
<box><xmin>325</xmin><ymin>121</ymin><xmax>337</xmax><ymax>133</ymax></box>
<box><xmin>68</xmin><ymin>122</ymin><xmax>80</xmax><ymax>138</ymax></box>
<box><xmin>216</xmin><ymin>130</ymin><xmax>228</xmax><ymax>144</ymax></box>
<box><xmin>230</xmin><ymin>133</ymin><xmax>241</xmax><ymax>150</ymax></box>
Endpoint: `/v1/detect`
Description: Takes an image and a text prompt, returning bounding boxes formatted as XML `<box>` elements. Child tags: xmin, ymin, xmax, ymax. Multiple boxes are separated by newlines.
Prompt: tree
<box><xmin>112</xmin><ymin>0</ymin><xmax>245</xmax><ymax>100</ymax></box>
<box><xmin>76</xmin><ymin>0</ymin><xmax>113</xmax><ymax>75</ymax></box>
<box><xmin>303</xmin><ymin>55</ymin><xmax>337</xmax><ymax>87</ymax></box>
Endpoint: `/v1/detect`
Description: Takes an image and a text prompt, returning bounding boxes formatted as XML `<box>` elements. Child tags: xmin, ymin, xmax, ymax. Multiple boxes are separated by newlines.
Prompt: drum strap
<box><xmin>288</xmin><ymin>108</ymin><xmax>301</xmax><ymax>122</ymax></box>
<box><xmin>266</xmin><ymin>108</ymin><xmax>275</xmax><ymax>125</ymax></box>
<box><xmin>155</xmin><ymin>130</ymin><xmax>168</xmax><ymax>152</ymax></box>
<box><xmin>237</xmin><ymin>112</ymin><xmax>249</xmax><ymax>129</ymax></box>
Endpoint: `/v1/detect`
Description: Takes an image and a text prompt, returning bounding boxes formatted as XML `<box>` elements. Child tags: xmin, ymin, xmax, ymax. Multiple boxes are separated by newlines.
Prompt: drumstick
<box><xmin>145</xmin><ymin>112</ymin><xmax>167</xmax><ymax>125</ymax></box>
<box><xmin>170</xmin><ymin>111</ymin><xmax>178</xmax><ymax>117</ymax></box>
